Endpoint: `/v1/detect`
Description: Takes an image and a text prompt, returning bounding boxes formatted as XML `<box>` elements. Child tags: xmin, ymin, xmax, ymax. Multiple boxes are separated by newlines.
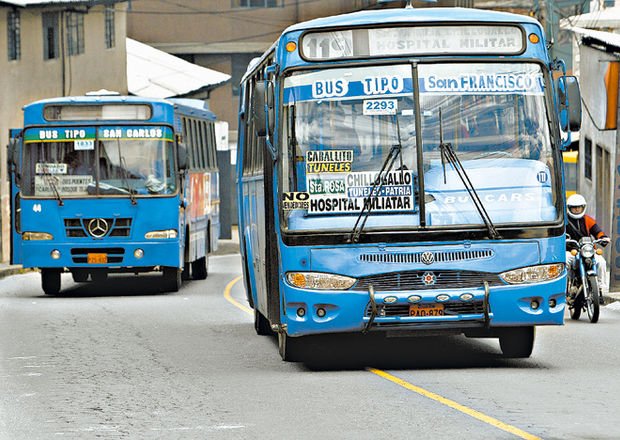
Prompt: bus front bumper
<box><xmin>20</xmin><ymin>241</ymin><xmax>182</xmax><ymax>270</ymax></box>
<box><xmin>281</xmin><ymin>276</ymin><xmax>566</xmax><ymax>337</ymax></box>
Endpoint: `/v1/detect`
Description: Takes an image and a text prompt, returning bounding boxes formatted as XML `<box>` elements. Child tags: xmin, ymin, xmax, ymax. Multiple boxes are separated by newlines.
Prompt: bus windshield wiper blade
<box><xmin>43</xmin><ymin>173</ymin><xmax>63</xmax><ymax>206</ymax></box>
<box><xmin>349</xmin><ymin>116</ymin><xmax>405</xmax><ymax>243</ymax></box>
<box><xmin>116</xmin><ymin>139</ymin><xmax>137</xmax><ymax>205</ymax></box>
<box><xmin>439</xmin><ymin>141</ymin><xmax>500</xmax><ymax>240</ymax></box>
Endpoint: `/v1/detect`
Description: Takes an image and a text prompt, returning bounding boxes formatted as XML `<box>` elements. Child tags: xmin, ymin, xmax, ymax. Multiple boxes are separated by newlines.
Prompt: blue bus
<box><xmin>237</xmin><ymin>7</ymin><xmax>582</xmax><ymax>360</ymax></box>
<box><xmin>8</xmin><ymin>95</ymin><xmax>220</xmax><ymax>294</ymax></box>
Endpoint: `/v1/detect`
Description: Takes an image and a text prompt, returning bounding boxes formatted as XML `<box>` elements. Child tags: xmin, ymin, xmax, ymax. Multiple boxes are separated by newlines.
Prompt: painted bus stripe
<box><xmin>367</xmin><ymin>368</ymin><xmax>541</xmax><ymax>440</ymax></box>
<box><xmin>223</xmin><ymin>276</ymin><xmax>252</xmax><ymax>316</ymax></box>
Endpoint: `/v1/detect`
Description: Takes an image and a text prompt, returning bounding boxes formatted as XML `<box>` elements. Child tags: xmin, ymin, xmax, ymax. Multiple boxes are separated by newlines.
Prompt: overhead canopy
<box><xmin>563</xmin><ymin>25</ymin><xmax>620</xmax><ymax>51</ymax></box>
<box><xmin>561</xmin><ymin>6</ymin><xmax>620</xmax><ymax>30</ymax></box>
<box><xmin>127</xmin><ymin>38</ymin><xmax>230</xmax><ymax>99</ymax></box>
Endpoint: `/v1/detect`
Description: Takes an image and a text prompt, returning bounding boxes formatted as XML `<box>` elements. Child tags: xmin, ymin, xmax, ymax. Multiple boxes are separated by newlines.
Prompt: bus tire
<box><xmin>163</xmin><ymin>267</ymin><xmax>182</xmax><ymax>292</ymax></box>
<box><xmin>41</xmin><ymin>269</ymin><xmax>61</xmax><ymax>295</ymax></box>
<box><xmin>71</xmin><ymin>270</ymin><xmax>89</xmax><ymax>283</ymax></box>
<box><xmin>499</xmin><ymin>326</ymin><xmax>535</xmax><ymax>358</ymax></box>
<box><xmin>192</xmin><ymin>256</ymin><xmax>208</xmax><ymax>280</ymax></box>
<box><xmin>278</xmin><ymin>332</ymin><xmax>306</xmax><ymax>362</ymax></box>
<box><xmin>254</xmin><ymin>309</ymin><xmax>273</xmax><ymax>336</ymax></box>
<box><xmin>182</xmin><ymin>262</ymin><xmax>191</xmax><ymax>281</ymax></box>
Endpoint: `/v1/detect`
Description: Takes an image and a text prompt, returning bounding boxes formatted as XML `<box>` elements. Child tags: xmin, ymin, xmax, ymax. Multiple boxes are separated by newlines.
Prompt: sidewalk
<box><xmin>0</xmin><ymin>263</ymin><xmax>30</xmax><ymax>279</ymax></box>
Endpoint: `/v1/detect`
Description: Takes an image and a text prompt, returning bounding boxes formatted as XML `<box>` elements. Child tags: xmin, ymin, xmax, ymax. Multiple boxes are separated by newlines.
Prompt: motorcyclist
<box><xmin>566</xmin><ymin>194</ymin><xmax>611</xmax><ymax>302</ymax></box>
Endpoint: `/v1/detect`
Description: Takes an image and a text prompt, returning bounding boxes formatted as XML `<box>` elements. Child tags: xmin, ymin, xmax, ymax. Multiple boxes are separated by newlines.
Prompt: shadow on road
<box><xmin>268</xmin><ymin>333</ymin><xmax>548</xmax><ymax>371</ymax></box>
<box><xmin>40</xmin><ymin>273</ymin><xmax>181</xmax><ymax>298</ymax></box>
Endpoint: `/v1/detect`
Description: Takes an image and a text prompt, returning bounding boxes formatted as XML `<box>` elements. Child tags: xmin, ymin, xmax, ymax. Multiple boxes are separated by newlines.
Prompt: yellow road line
<box><xmin>222</xmin><ymin>276</ymin><xmax>541</xmax><ymax>440</ymax></box>
<box><xmin>223</xmin><ymin>276</ymin><xmax>252</xmax><ymax>316</ymax></box>
<box><xmin>367</xmin><ymin>368</ymin><xmax>541</xmax><ymax>440</ymax></box>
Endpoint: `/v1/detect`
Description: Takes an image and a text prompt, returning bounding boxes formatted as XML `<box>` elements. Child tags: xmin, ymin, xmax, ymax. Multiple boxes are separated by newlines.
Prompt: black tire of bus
<box><xmin>182</xmin><ymin>262</ymin><xmax>191</xmax><ymax>281</ymax></box>
<box><xmin>498</xmin><ymin>326</ymin><xmax>535</xmax><ymax>358</ymax></box>
<box><xmin>278</xmin><ymin>332</ymin><xmax>307</xmax><ymax>362</ymax></box>
<box><xmin>41</xmin><ymin>269</ymin><xmax>61</xmax><ymax>296</ymax></box>
<box><xmin>163</xmin><ymin>267</ymin><xmax>182</xmax><ymax>292</ymax></box>
<box><xmin>254</xmin><ymin>309</ymin><xmax>273</xmax><ymax>336</ymax></box>
<box><xmin>586</xmin><ymin>275</ymin><xmax>600</xmax><ymax>323</ymax></box>
<box><xmin>71</xmin><ymin>270</ymin><xmax>89</xmax><ymax>283</ymax></box>
<box><xmin>192</xmin><ymin>236</ymin><xmax>209</xmax><ymax>280</ymax></box>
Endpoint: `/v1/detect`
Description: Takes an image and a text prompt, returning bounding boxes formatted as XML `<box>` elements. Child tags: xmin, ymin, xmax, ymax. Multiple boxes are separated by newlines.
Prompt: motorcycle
<box><xmin>566</xmin><ymin>236</ymin><xmax>606</xmax><ymax>323</ymax></box>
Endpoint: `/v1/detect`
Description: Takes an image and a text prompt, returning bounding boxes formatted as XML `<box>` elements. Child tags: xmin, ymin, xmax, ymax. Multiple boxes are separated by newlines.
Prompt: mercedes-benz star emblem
<box><xmin>421</xmin><ymin>251</ymin><xmax>435</xmax><ymax>265</ymax></box>
<box><xmin>87</xmin><ymin>218</ymin><xmax>109</xmax><ymax>238</ymax></box>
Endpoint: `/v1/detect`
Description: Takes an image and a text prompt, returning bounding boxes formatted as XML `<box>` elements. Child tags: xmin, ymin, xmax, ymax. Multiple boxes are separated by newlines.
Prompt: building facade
<box><xmin>0</xmin><ymin>0</ymin><xmax>128</xmax><ymax>262</ymax></box>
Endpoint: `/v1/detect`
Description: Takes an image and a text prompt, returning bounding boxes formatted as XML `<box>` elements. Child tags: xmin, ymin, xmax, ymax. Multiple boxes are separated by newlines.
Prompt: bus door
<box><xmin>8</xmin><ymin>129</ymin><xmax>23</xmax><ymax>265</ymax></box>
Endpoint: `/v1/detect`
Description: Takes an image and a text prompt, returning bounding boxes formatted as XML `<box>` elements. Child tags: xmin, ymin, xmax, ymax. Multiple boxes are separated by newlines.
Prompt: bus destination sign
<box><xmin>301</xmin><ymin>26</ymin><xmax>524</xmax><ymax>60</ymax></box>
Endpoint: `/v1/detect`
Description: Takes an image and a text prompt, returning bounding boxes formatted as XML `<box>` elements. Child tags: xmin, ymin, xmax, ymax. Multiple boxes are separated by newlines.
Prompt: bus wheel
<box><xmin>41</xmin><ymin>269</ymin><xmax>61</xmax><ymax>295</ymax></box>
<box><xmin>254</xmin><ymin>310</ymin><xmax>273</xmax><ymax>336</ymax></box>
<box><xmin>163</xmin><ymin>267</ymin><xmax>182</xmax><ymax>292</ymax></box>
<box><xmin>91</xmin><ymin>270</ymin><xmax>108</xmax><ymax>283</ymax></box>
<box><xmin>192</xmin><ymin>256</ymin><xmax>208</xmax><ymax>280</ymax></box>
<box><xmin>71</xmin><ymin>270</ymin><xmax>89</xmax><ymax>283</ymax></box>
<box><xmin>499</xmin><ymin>326</ymin><xmax>535</xmax><ymax>358</ymax></box>
<box><xmin>278</xmin><ymin>332</ymin><xmax>306</xmax><ymax>362</ymax></box>
<box><xmin>182</xmin><ymin>262</ymin><xmax>191</xmax><ymax>281</ymax></box>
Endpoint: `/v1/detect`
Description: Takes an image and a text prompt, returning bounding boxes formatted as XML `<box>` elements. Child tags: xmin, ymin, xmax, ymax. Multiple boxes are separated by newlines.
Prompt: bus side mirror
<box><xmin>177</xmin><ymin>143</ymin><xmax>188</xmax><ymax>170</ymax></box>
<box><xmin>253</xmin><ymin>81</ymin><xmax>275</xmax><ymax>138</ymax></box>
<box><xmin>558</xmin><ymin>76</ymin><xmax>582</xmax><ymax>132</ymax></box>
<box><xmin>7</xmin><ymin>137</ymin><xmax>21</xmax><ymax>186</ymax></box>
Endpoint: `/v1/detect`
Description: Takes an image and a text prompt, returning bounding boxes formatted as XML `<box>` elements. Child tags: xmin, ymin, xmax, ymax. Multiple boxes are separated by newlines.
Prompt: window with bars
<box><xmin>42</xmin><ymin>12</ymin><xmax>59</xmax><ymax>60</ymax></box>
<box><xmin>232</xmin><ymin>0</ymin><xmax>280</xmax><ymax>7</ymax></box>
<box><xmin>7</xmin><ymin>10</ymin><xmax>20</xmax><ymax>61</ymax></box>
<box><xmin>66</xmin><ymin>12</ymin><xmax>85</xmax><ymax>56</ymax></box>
<box><xmin>104</xmin><ymin>6</ymin><xmax>115</xmax><ymax>49</ymax></box>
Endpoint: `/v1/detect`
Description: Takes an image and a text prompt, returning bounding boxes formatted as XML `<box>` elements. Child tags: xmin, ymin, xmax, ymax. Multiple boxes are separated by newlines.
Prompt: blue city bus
<box><xmin>8</xmin><ymin>95</ymin><xmax>220</xmax><ymax>295</ymax></box>
<box><xmin>237</xmin><ymin>7</ymin><xmax>582</xmax><ymax>361</ymax></box>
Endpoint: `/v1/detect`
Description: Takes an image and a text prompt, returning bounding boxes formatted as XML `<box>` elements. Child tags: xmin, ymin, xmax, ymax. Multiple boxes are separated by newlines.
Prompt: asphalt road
<box><xmin>1</xmin><ymin>254</ymin><xmax>620</xmax><ymax>439</ymax></box>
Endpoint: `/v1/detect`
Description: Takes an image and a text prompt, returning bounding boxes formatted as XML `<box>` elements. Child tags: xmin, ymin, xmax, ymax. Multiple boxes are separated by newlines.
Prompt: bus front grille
<box><xmin>365</xmin><ymin>301</ymin><xmax>485</xmax><ymax>317</ymax></box>
<box><xmin>70</xmin><ymin>247</ymin><xmax>125</xmax><ymax>264</ymax></box>
<box><xmin>64</xmin><ymin>218</ymin><xmax>132</xmax><ymax>238</ymax></box>
<box><xmin>353</xmin><ymin>270</ymin><xmax>503</xmax><ymax>291</ymax></box>
<box><xmin>359</xmin><ymin>249</ymin><xmax>493</xmax><ymax>264</ymax></box>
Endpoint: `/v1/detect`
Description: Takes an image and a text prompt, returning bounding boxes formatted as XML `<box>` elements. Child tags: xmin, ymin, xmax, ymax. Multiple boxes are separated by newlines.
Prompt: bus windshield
<box><xmin>281</xmin><ymin>62</ymin><xmax>558</xmax><ymax>233</ymax></box>
<box><xmin>22</xmin><ymin>126</ymin><xmax>177</xmax><ymax>198</ymax></box>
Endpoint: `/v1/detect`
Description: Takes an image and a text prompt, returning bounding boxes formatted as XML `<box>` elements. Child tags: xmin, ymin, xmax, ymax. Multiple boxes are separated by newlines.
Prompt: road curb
<box><xmin>0</xmin><ymin>265</ymin><xmax>32</xmax><ymax>280</ymax></box>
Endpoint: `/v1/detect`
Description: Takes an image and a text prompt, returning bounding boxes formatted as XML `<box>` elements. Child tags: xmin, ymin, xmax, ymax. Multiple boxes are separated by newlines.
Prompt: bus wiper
<box><xmin>116</xmin><ymin>139</ymin><xmax>137</xmax><ymax>205</ymax></box>
<box><xmin>437</xmin><ymin>110</ymin><xmax>500</xmax><ymax>240</ymax></box>
<box><xmin>43</xmin><ymin>173</ymin><xmax>63</xmax><ymax>206</ymax></box>
<box><xmin>349</xmin><ymin>116</ymin><xmax>405</xmax><ymax>243</ymax></box>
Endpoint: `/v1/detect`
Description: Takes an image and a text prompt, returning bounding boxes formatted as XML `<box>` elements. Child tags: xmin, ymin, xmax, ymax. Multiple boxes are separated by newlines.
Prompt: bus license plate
<box><xmin>87</xmin><ymin>253</ymin><xmax>107</xmax><ymax>264</ymax></box>
<box><xmin>409</xmin><ymin>304</ymin><xmax>444</xmax><ymax>317</ymax></box>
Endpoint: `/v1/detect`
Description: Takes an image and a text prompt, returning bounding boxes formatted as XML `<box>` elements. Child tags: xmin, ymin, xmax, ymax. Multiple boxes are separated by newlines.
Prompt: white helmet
<box><xmin>567</xmin><ymin>194</ymin><xmax>587</xmax><ymax>219</ymax></box>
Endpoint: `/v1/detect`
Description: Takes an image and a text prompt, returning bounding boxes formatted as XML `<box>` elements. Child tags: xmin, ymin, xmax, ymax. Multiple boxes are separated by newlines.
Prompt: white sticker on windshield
<box><xmin>35</xmin><ymin>163</ymin><xmax>67</xmax><ymax>175</ymax></box>
<box><xmin>75</xmin><ymin>139</ymin><xmax>95</xmax><ymax>150</ymax></box>
<box><xmin>363</xmin><ymin>99</ymin><xmax>398</xmax><ymax>115</ymax></box>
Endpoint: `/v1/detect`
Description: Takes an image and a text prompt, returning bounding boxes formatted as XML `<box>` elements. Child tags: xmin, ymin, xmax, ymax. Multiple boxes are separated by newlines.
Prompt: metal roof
<box><xmin>126</xmin><ymin>38</ymin><xmax>230</xmax><ymax>99</ymax></box>
<box><xmin>561</xmin><ymin>6</ymin><xmax>620</xmax><ymax>30</ymax></box>
<box><xmin>563</xmin><ymin>25</ymin><xmax>620</xmax><ymax>51</ymax></box>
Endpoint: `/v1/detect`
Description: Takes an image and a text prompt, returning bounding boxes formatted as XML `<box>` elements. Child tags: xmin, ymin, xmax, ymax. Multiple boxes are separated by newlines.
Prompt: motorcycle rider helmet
<box><xmin>567</xmin><ymin>194</ymin><xmax>587</xmax><ymax>219</ymax></box>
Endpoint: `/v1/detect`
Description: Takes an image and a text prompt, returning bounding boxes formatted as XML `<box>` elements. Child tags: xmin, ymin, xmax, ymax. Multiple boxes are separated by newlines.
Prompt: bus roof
<box><xmin>283</xmin><ymin>7</ymin><xmax>541</xmax><ymax>34</ymax></box>
<box><xmin>22</xmin><ymin>95</ymin><xmax>216</xmax><ymax>123</ymax></box>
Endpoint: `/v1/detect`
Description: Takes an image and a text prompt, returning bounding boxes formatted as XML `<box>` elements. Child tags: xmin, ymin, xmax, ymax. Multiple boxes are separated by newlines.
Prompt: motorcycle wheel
<box><xmin>585</xmin><ymin>275</ymin><xmax>600</xmax><ymax>323</ymax></box>
<box><xmin>569</xmin><ymin>294</ymin><xmax>582</xmax><ymax>320</ymax></box>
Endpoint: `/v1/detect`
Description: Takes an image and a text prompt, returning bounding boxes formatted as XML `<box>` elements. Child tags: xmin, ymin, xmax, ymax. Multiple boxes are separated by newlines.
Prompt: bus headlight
<box><xmin>500</xmin><ymin>263</ymin><xmax>564</xmax><ymax>284</ymax></box>
<box><xmin>286</xmin><ymin>272</ymin><xmax>356</xmax><ymax>290</ymax></box>
<box><xmin>23</xmin><ymin>232</ymin><xmax>53</xmax><ymax>240</ymax></box>
<box><xmin>145</xmin><ymin>229</ymin><xmax>178</xmax><ymax>239</ymax></box>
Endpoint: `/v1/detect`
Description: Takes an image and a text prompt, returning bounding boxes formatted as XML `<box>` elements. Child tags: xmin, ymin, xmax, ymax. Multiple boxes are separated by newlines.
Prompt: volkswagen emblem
<box><xmin>87</xmin><ymin>218</ymin><xmax>109</xmax><ymax>238</ymax></box>
<box><xmin>421</xmin><ymin>251</ymin><xmax>435</xmax><ymax>265</ymax></box>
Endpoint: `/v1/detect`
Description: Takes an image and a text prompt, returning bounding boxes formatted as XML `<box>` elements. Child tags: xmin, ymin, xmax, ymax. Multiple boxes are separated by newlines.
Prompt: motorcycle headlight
<box><xmin>286</xmin><ymin>272</ymin><xmax>356</xmax><ymax>290</ymax></box>
<box><xmin>500</xmin><ymin>263</ymin><xmax>565</xmax><ymax>284</ymax></box>
<box><xmin>581</xmin><ymin>244</ymin><xmax>595</xmax><ymax>258</ymax></box>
